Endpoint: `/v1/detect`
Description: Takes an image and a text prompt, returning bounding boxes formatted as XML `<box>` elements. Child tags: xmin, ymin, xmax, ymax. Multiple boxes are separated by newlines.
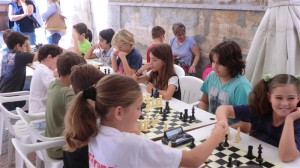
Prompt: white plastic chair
<box><xmin>179</xmin><ymin>76</ymin><xmax>204</xmax><ymax>104</ymax></box>
<box><xmin>12</xmin><ymin>138</ymin><xmax>64</xmax><ymax>168</ymax></box>
<box><xmin>174</xmin><ymin>64</ymin><xmax>185</xmax><ymax>77</ymax></box>
<box><xmin>16</xmin><ymin>107</ymin><xmax>64</xmax><ymax>168</ymax></box>
<box><xmin>0</xmin><ymin>91</ymin><xmax>30</xmax><ymax>166</ymax></box>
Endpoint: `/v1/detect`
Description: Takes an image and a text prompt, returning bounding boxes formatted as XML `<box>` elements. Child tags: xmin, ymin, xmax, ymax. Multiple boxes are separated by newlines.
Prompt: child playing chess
<box><xmin>111</xmin><ymin>29</ymin><xmax>143</xmax><ymax>77</ymax></box>
<box><xmin>197</xmin><ymin>41</ymin><xmax>252</xmax><ymax>133</ymax></box>
<box><xmin>132</xmin><ymin>43</ymin><xmax>181</xmax><ymax>100</ymax></box>
<box><xmin>216</xmin><ymin>74</ymin><xmax>300</xmax><ymax>162</ymax></box>
<box><xmin>64</xmin><ymin>75</ymin><xmax>228</xmax><ymax>168</ymax></box>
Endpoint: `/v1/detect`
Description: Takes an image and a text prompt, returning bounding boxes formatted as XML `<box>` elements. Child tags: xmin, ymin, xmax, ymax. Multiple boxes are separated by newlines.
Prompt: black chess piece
<box><xmin>165</xmin><ymin>101</ymin><xmax>170</xmax><ymax>111</ymax></box>
<box><xmin>258</xmin><ymin>159</ymin><xmax>263</xmax><ymax>167</ymax></box>
<box><xmin>179</xmin><ymin>112</ymin><xmax>183</xmax><ymax>119</ymax></box>
<box><xmin>223</xmin><ymin>134</ymin><xmax>229</xmax><ymax>147</ymax></box>
<box><xmin>162</xmin><ymin>111</ymin><xmax>167</xmax><ymax>121</ymax></box>
<box><xmin>227</xmin><ymin>157</ymin><xmax>233</xmax><ymax>167</ymax></box>
<box><xmin>151</xmin><ymin>88</ymin><xmax>154</xmax><ymax>97</ymax></box>
<box><xmin>256</xmin><ymin>144</ymin><xmax>263</xmax><ymax>163</ymax></box>
<box><xmin>160</xmin><ymin>107</ymin><xmax>163</xmax><ymax>114</ymax></box>
<box><xmin>139</xmin><ymin>115</ymin><xmax>144</xmax><ymax>120</ymax></box>
<box><xmin>188</xmin><ymin>139</ymin><xmax>196</xmax><ymax>149</ymax></box>
<box><xmin>189</xmin><ymin>116</ymin><xmax>193</xmax><ymax>123</ymax></box>
<box><xmin>108</xmin><ymin>69</ymin><xmax>110</xmax><ymax>74</ymax></box>
<box><xmin>183</xmin><ymin>109</ymin><xmax>188</xmax><ymax>119</ymax></box>
<box><xmin>235</xmin><ymin>160</ymin><xmax>241</xmax><ymax>167</ymax></box>
<box><xmin>245</xmin><ymin>145</ymin><xmax>255</xmax><ymax>159</ymax></box>
<box><xmin>216</xmin><ymin>142</ymin><xmax>224</xmax><ymax>150</ymax></box>
<box><xmin>104</xmin><ymin>69</ymin><xmax>107</xmax><ymax>74</ymax></box>
<box><xmin>191</xmin><ymin>106</ymin><xmax>196</xmax><ymax>120</ymax></box>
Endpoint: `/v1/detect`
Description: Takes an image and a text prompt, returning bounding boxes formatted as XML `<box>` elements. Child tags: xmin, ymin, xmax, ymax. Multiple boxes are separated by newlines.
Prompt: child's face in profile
<box><xmin>269</xmin><ymin>85</ymin><xmax>300</xmax><ymax>118</ymax></box>
<box><xmin>149</xmin><ymin>53</ymin><xmax>164</xmax><ymax>72</ymax></box>
<box><xmin>16</xmin><ymin>43</ymin><xmax>27</xmax><ymax>52</ymax></box>
<box><xmin>211</xmin><ymin>53</ymin><xmax>230</xmax><ymax>78</ymax></box>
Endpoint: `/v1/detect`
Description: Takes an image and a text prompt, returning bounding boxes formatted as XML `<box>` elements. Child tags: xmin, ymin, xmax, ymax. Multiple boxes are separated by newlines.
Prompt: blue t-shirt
<box><xmin>170</xmin><ymin>36</ymin><xmax>196</xmax><ymax>65</ymax></box>
<box><xmin>201</xmin><ymin>72</ymin><xmax>252</xmax><ymax>114</ymax></box>
<box><xmin>116</xmin><ymin>48</ymin><xmax>142</xmax><ymax>75</ymax></box>
<box><xmin>234</xmin><ymin>105</ymin><xmax>300</xmax><ymax>150</ymax></box>
<box><xmin>9</xmin><ymin>0</ymin><xmax>36</xmax><ymax>32</ymax></box>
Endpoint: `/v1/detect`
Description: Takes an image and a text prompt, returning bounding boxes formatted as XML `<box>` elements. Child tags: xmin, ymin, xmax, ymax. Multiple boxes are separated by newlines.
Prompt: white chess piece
<box><xmin>234</xmin><ymin>127</ymin><xmax>241</xmax><ymax>143</ymax></box>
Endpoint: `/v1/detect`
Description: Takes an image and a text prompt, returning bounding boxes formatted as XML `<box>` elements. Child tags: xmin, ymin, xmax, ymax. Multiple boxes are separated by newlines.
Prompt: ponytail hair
<box><xmin>64</xmin><ymin>91</ymin><xmax>97</xmax><ymax>152</ymax></box>
<box><xmin>249</xmin><ymin>74</ymin><xmax>300</xmax><ymax>115</ymax></box>
<box><xmin>64</xmin><ymin>74</ymin><xmax>141</xmax><ymax>152</ymax></box>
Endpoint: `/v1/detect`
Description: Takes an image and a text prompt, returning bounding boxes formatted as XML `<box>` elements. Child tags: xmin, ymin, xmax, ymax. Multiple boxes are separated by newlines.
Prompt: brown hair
<box><xmin>152</xmin><ymin>26</ymin><xmax>165</xmax><ymax>39</ymax></box>
<box><xmin>70</xmin><ymin>64</ymin><xmax>105</xmax><ymax>94</ymax></box>
<box><xmin>37</xmin><ymin>44</ymin><xmax>63</xmax><ymax>62</ymax></box>
<box><xmin>209</xmin><ymin>41</ymin><xmax>245</xmax><ymax>77</ymax></box>
<box><xmin>249</xmin><ymin>74</ymin><xmax>300</xmax><ymax>116</ymax></box>
<box><xmin>73</xmin><ymin>23</ymin><xmax>88</xmax><ymax>35</ymax></box>
<box><xmin>64</xmin><ymin>74</ymin><xmax>142</xmax><ymax>152</ymax></box>
<box><xmin>5</xmin><ymin>31</ymin><xmax>28</xmax><ymax>49</ymax></box>
<box><xmin>57</xmin><ymin>52</ymin><xmax>86</xmax><ymax>77</ymax></box>
<box><xmin>172</xmin><ymin>22</ymin><xmax>186</xmax><ymax>36</ymax></box>
<box><xmin>149</xmin><ymin>43</ymin><xmax>176</xmax><ymax>90</ymax></box>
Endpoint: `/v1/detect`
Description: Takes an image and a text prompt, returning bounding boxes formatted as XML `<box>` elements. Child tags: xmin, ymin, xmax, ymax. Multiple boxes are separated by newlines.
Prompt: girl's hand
<box><xmin>72</xmin><ymin>29</ymin><xmax>78</xmax><ymax>41</ymax></box>
<box><xmin>139</xmin><ymin>63</ymin><xmax>152</xmax><ymax>72</ymax></box>
<box><xmin>146</xmin><ymin>82</ymin><xmax>154</xmax><ymax>93</ymax></box>
<box><xmin>188</xmin><ymin>65</ymin><xmax>196</xmax><ymax>73</ymax></box>
<box><xmin>286</xmin><ymin>107</ymin><xmax>300</xmax><ymax>121</ymax></box>
<box><xmin>92</xmin><ymin>43</ymin><xmax>101</xmax><ymax>50</ymax></box>
<box><xmin>112</xmin><ymin>50</ymin><xmax>119</xmax><ymax>58</ymax></box>
<box><xmin>118</xmin><ymin>51</ymin><xmax>128</xmax><ymax>61</ymax></box>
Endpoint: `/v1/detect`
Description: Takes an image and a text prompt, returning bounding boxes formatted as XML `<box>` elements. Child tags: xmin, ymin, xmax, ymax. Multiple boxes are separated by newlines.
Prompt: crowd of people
<box><xmin>0</xmin><ymin>1</ymin><xmax>300</xmax><ymax>167</ymax></box>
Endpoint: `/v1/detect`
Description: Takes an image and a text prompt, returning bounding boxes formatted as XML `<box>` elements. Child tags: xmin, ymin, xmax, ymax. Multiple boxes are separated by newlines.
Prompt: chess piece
<box><xmin>256</xmin><ymin>144</ymin><xmax>263</xmax><ymax>163</ymax></box>
<box><xmin>227</xmin><ymin>128</ymin><xmax>230</xmax><ymax>139</ymax></box>
<box><xmin>191</xmin><ymin>106</ymin><xmax>196</xmax><ymax>120</ymax></box>
<box><xmin>223</xmin><ymin>134</ymin><xmax>229</xmax><ymax>147</ymax></box>
<box><xmin>165</xmin><ymin>101</ymin><xmax>170</xmax><ymax>111</ymax></box>
<box><xmin>168</xmin><ymin>141</ymin><xmax>172</xmax><ymax>147</ymax></box>
<box><xmin>216</xmin><ymin>142</ymin><xmax>224</xmax><ymax>150</ymax></box>
<box><xmin>235</xmin><ymin>160</ymin><xmax>241</xmax><ymax>167</ymax></box>
<box><xmin>245</xmin><ymin>145</ymin><xmax>255</xmax><ymax>159</ymax></box>
<box><xmin>160</xmin><ymin>107</ymin><xmax>163</xmax><ymax>114</ymax></box>
<box><xmin>179</xmin><ymin>112</ymin><xmax>183</xmax><ymax>119</ymax></box>
<box><xmin>189</xmin><ymin>116</ymin><xmax>193</xmax><ymax>123</ymax></box>
<box><xmin>108</xmin><ymin>69</ymin><xmax>110</xmax><ymax>74</ymax></box>
<box><xmin>146</xmin><ymin>105</ymin><xmax>150</xmax><ymax>113</ymax></box>
<box><xmin>162</xmin><ymin>111</ymin><xmax>167</xmax><ymax>121</ymax></box>
<box><xmin>234</xmin><ymin>127</ymin><xmax>241</xmax><ymax>143</ymax></box>
<box><xmin>163</xmin><ymin>122</ymin><xmax>168</xmax><ymax>131</ymax></box>
<box><xmin>139</xmin><ymin>115</ymin><xmax>144</xmax><ymax>120</ymax></box>
<box><xmin>104</xmin><ymin>69</ymin><xmax>107</xmax><ymax>74</ymax></box>
<box><xmin>227</xmin><ymin>157</ymin><xmax>233</xmax><ymax>167</ymax></box>
<box><xmin>183</xmin><ymin>109</ymin><xmax>188</xmax><ymax>119</ymax></box>
<box><xmin>188</xmin><ymin>139</ymin><xmax>196</xmax><ymax>149</ymax></box>
<box><xmin>159</xmin><ymin>95</ymin><xmax>163</xmax><ymax>107</ymax></box>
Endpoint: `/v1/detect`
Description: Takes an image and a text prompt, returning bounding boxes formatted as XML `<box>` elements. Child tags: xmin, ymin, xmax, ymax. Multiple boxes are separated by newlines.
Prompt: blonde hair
<box><xmin>111</xmin><ymin>29</ymin><xmax>135</xmax><ymax>48</ymax></box>
<box><xmin>64</xmin><ymin>74</ymin><xmax>142</xmax><ymax>152</ymax></box>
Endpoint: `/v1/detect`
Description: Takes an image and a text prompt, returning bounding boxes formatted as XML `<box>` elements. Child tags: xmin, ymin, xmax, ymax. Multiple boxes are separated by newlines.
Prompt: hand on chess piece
<box><xmin>211</xmin><ymin>121</ymin><xmax>228</xmax><ymax>143</ymax></box>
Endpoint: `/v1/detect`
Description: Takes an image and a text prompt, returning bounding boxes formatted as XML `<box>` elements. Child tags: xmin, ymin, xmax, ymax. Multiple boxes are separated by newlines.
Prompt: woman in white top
<box><xmin>63</xmin><ymin>74</ymin><xmax>227</xmax><ymax>168</ymax></box>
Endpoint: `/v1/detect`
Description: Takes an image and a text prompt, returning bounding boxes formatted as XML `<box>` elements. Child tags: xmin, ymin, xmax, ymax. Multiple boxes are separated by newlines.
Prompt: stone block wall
<box><xmin>108</xmin><ymin>0</ymin><xmax>268</xmax><ymax>78</ymax></box>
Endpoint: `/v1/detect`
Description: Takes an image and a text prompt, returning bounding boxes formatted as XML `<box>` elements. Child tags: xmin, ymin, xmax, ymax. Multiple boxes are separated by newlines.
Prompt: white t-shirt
<box><xmin>146</xmin><ymin>71</ymin><xmax>179</xmax><ymax>91</ymax></box>
<box><xmin>93</xmin><ymin>47</ymin><xmax>114</xmax><ymax>66</ymax></box>
<box><xmin>29</xmin><ymin>64</ymin><xmax>55</xmax><ymax>113</ymax></box>
<box><xmin>89</xmin><ymin>126</ymin><xmax>182</xmax><ymax>168</ymax></box>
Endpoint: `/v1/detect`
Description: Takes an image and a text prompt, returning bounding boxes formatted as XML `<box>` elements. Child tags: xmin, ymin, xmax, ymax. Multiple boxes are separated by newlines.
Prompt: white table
<box><xmin>183</xmin><ymin>124</ymin><xmax>300</xmax><ymax>168</ymax></box>
<box><xmin>86</xmin><ymin>59</ymin><xmax>114</xmax><ymax>74</ymax></box>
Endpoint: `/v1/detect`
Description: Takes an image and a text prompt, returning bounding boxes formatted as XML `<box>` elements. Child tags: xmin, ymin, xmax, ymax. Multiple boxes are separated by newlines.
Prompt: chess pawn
<box><xmin>159</xmin><ymin>95</ymin><xmax>163</xmax><ymax>107</ymax></box>
<box><xmin>163</xmin><ymin>122</ymin><xmax>168</xmax><ymax>131</ymax></box>
<box><xmin>168</xmin><ymin>141</ymin><xmax>172</xmax><ymax>147</ymax></box>
<box><xmin>151</xmin><ymin>117</ymin><xmax>156</xmax><ymax>127</ymax></box>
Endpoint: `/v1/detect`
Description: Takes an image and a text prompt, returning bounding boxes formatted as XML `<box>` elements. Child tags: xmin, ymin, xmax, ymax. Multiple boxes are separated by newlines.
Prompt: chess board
<box><xmin>181</xmin><ymin>139</ymin><xmax>281</xmax><ymax>168</ymax></box>
<box><xmin>139</xmin><ymin>106</ymin><xmax>208</xmax><ymax>140</ymax></box>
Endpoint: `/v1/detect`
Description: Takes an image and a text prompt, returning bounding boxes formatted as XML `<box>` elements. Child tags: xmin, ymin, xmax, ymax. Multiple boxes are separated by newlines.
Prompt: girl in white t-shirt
<box><xmin>63</xmin><ymin>74</ymin><xmax>227</xmax><ymax>168</ymax></box>
<box><xmin>133</xmin><ymin>43</ymin><xmax>181</xmax><ymax>100</ymax></box>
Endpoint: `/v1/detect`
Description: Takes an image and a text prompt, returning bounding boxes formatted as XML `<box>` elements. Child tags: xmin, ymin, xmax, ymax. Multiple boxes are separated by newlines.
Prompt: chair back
<box><xmin>179</xmin><ymin>76</ymin><xmax>204</xmax><ymax>104</ymax></box>
<box><xmin>12</xmin><ymin>138</ymin><xmax>64</xmax><ymax>168</ymax></box>
<box><xmin>174</xmin><ymin>64</ymin><xmax>185</xmax><ymax>77</ymax></box>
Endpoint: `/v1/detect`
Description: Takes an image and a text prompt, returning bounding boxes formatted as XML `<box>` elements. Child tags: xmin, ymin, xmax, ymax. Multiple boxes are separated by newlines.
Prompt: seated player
<box><xmin>216</xmin><ymin>74</ymin><xmax>300</xmax><ymax>162</ymax></box>
<box><xmin>63</xmin><ymin>64</ymin><xmax>105</xmax><ymax>168</ymax></box>
<box><xmin>29</xmin><ymin>44</ymin><xmax>63</xmax><ymax>114</ymax></box>
<box><xmin>64</xmin><ymin>75</ymin><xmax>228</xmax><ymax>167</ymax></box>
<box><xmin>111</xmin><ymin>29</ymin><xmax>143</xmax><ymax>77</ymax></box>
<box><xmin>197</xmin><ymin>41</ymin><xmax>252</xmax><ymax>133</ymax></box>
<box><xmin>70</xmin><ymin>23</ymin><xmax>91</xmax><ymax>56</ymax></box>
<box><xmin>146</xmin><ymin>26</ymin><xmax>165</xmax><ymax>63</ymax></box>
<box><xmin>45</xmin><ymin>52</ymin><xmax>86</xmax><ymax>159</ymax></box>
<box><xmin>84</xmin><ymin>28</ymin><xmax>115</xmax><ymax>67</ymax></box>
<box><xmin>132</xmin><ymin>44</ymin><xmax>181</xmax><ymax>100</ymax></box>
<box><xmin>0</xmin><ymin>31</ymin><xmax>38</xmax><ymax>111</ymax></box>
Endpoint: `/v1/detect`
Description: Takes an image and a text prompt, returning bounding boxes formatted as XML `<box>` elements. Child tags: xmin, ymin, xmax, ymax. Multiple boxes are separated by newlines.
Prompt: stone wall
<box><xmin>108</xmin><ymin>0</ymin><xmax>267</xmax><ymax>78</ymax></box>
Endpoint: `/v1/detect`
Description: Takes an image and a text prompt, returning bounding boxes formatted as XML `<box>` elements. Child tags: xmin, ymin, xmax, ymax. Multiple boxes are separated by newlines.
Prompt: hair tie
<box><xmin>263</xmin><ymin>74</ymin><xmax>272</xmax><ymax>83</ymax></box>
<box><xmin>296</xmin><ymin>75</ymin><xmax>300</xmax><ymax>81</ymax></box>
<box><xmin>83</xmin><ymin>87</ymin><xmax>96</xmax><ymax>101</ymax></box>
